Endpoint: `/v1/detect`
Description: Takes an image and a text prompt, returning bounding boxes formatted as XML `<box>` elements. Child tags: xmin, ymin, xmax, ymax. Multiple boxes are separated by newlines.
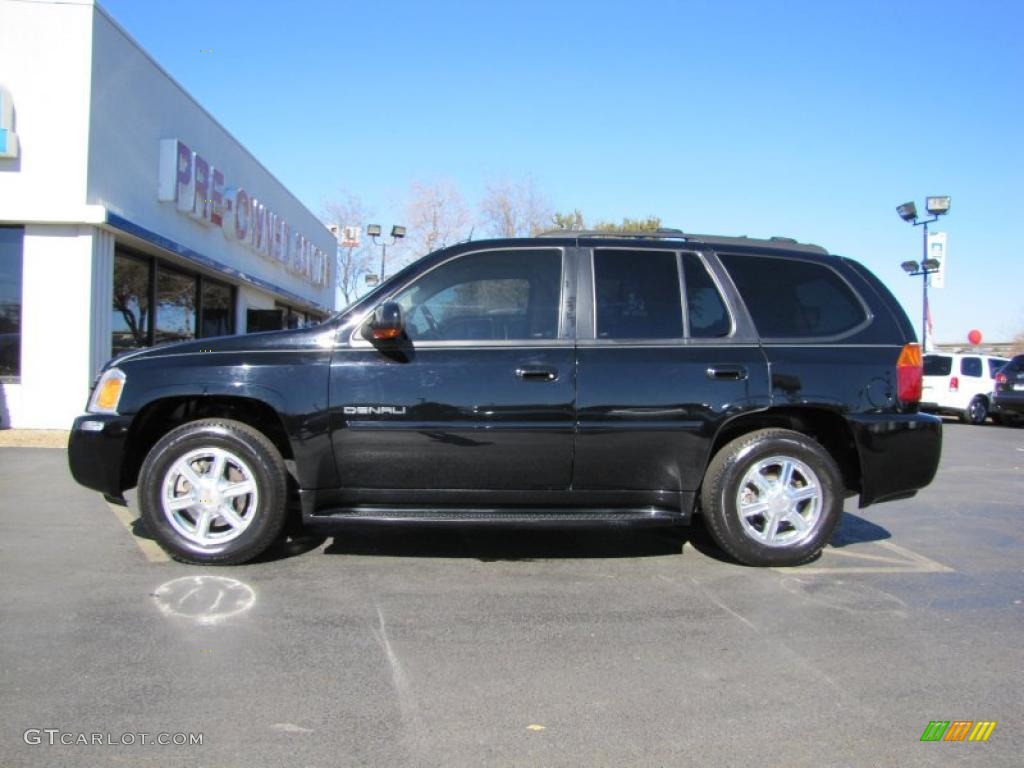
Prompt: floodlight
<box><xmin>896</xmin><ymin>202</ymin><xmax>918</xmax><ymax>222</ymax></box>
<box><xmin>366</xmin><ymin>224</ymin><xmax>382</xmax><ymax>237</ymax></box>
<box><xmin>925</xmin><ymin>196</ymin><xmax>950</xmax><ymax>216</ymax></box>
<box><xmin>901</xmin><ymin>261</ymin><xmax>919</xmax><ymax>274</ymax></box>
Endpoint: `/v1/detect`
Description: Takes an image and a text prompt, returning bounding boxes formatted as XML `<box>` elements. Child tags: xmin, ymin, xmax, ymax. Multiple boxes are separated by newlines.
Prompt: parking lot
<box><xmin>1</xmin><ymin>422</ymin><xmax>1021</xmax><ymax>767</ymax></box>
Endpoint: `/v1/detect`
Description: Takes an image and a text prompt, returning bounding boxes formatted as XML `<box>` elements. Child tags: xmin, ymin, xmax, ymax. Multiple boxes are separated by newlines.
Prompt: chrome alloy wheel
<box><xmin>161</xmin><ymin>447</ymin><xmax>259</xmax><ymax>548</ymax></box>
<box><xmin>735</xmin><ymin>455</ymin><xmax>822</xmax><ymax>547</ymax></box>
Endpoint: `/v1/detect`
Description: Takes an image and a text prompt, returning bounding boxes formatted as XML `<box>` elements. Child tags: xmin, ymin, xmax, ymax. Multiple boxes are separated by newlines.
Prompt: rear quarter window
<box><xmin>924</xmin><ymin>355</ymin><xmax>953</xmax><ymax>376</ymax></box>
<box><xmin>718</xmin><ymin>253</ymin><xmax>867</xmax><ymax>338</ymax></box>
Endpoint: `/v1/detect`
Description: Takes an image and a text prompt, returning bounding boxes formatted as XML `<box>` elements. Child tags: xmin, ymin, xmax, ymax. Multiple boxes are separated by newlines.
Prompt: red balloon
<box><xmin>968</xmin><ymin>329</ymin><xmax>982</xmax><ymax>345</ymax></box>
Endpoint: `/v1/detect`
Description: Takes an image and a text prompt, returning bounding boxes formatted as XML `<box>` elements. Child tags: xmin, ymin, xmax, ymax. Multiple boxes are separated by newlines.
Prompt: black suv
<box><xmin>69</xmin><ymin>230</ymin><xmax>941</xmax><ymax>566</ymax></box>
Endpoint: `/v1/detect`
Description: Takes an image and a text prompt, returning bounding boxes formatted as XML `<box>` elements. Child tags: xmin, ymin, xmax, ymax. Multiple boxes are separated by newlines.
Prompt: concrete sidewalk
<box><xmin>0</xmin><ymin>429</ymin><xmax>70</xmax><ymax>448</ymax></box>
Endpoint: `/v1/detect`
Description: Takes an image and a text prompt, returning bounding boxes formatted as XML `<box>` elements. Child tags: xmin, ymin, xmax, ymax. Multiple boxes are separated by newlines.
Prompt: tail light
<box><xmin>948</xmin><ymin>376</ymin><xmax>959</xmax><ymax>392</ymax></box>
<box><xmin>897</xmin><ymin>343</ymin><xmax>923</xmax><ymax>404</ymax></box>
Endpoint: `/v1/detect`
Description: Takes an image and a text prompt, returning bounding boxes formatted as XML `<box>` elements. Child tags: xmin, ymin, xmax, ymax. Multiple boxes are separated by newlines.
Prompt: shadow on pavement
<box><xmin>829</xmin><ymin>512</ymin><xmax>891</xmax><ymax>548</ymax></box>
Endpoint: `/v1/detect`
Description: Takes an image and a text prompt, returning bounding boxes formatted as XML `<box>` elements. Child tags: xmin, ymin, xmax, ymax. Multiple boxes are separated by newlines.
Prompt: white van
<box><xmin>921</xmin><ymin>353</ymin><xmax>1009</xmax><ymax>424</ymax></box>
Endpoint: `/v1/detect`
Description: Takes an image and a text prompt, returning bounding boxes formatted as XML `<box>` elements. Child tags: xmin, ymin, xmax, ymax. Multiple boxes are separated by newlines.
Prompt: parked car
<box><xmin>993</xmin><ymin>355</ymin><xmax>1024</xmax><ymax>426</ymax></box>
<box><xmin>921</xmin><ymin>352</ymin><xmax>1009</xmax><ymax>424</ymax></box>
<box><xmin>68</xmin><ymin>230</ymin><xmax>942</xmax><ymax>567</ymax></box>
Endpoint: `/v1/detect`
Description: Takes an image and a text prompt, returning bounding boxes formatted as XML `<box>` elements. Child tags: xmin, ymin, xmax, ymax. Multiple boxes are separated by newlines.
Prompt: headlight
<box><xmin>88</xmin><ymin>368</ymin><xmax>126</xmax><ymax>414</ymax></box>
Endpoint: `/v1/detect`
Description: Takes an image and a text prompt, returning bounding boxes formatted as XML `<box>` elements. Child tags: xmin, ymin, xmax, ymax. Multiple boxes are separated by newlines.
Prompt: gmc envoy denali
<box><xmin>69</xmin><ymin>230</ymin><xmax>942</xmax><ymax>566</ymax></box>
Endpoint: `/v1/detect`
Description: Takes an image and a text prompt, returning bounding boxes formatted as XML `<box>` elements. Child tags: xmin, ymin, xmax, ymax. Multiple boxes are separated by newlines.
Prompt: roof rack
<box><xmin>538</xmin><ymin>228</ymin><xmax>828</xmax><ymax>255</ymax></box>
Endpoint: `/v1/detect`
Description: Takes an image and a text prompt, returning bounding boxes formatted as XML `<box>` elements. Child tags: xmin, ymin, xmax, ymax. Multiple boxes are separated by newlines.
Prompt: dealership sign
<box><xmin>158</xmin><ymin>139</ymin><xmax>329</xmax><ymax>287</ymax></box>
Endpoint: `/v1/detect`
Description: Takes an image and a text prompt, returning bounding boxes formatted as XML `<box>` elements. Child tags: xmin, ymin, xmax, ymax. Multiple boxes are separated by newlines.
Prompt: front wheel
<box><xmin>138</xmin><ymin>419</ymin><xmax>288</xmax><ymax>565</ymax></box>
<box><xmin>700</xmin><ymin>429</ymin><xmax>844</xmax><ymax>567</ymax></box>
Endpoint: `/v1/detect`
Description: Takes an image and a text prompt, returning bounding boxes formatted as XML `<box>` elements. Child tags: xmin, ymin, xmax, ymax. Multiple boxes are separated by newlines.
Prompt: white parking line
<box><xmin>772</xmin><ymin>540</ymin><xmax>953</xmax><ymax>575</ymax></box>
<box><xmin>105</xmin><ymin>502</ymin><xmax>170</xmax><ymax>563</ymax></box>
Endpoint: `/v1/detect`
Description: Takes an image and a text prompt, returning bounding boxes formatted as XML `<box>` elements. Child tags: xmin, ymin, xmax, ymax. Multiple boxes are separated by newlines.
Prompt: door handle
<box><xmin>706</xmin><ymin>365</ymin><xmax>748</xmax><ymax>381</ymax></box>
<box><xmin>516</xmin><ymin>366</ymin><xmax>558</xmax><ymax>382</ymax></box>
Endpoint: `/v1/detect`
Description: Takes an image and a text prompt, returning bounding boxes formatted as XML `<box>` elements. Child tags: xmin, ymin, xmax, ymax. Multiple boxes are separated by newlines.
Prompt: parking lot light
<box><xmin>897</xmin><ymin>202</ymin><xmax>918</xmax><ymax>222</ymax></box>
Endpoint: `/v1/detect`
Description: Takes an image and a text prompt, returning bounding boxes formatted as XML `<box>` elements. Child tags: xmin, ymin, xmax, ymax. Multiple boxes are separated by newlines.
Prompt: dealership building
<box><xmin>0</xmin><ymin>0</ymin><xmax>336</xmax><ymax>429</ymax></box>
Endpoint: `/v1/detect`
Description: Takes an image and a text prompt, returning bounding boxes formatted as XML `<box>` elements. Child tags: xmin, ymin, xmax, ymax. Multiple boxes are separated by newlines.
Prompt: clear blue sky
<box><xmin>101</xmin><ymin>0</ymin><xmax>1023</xmax><ymax>343</ymax></box>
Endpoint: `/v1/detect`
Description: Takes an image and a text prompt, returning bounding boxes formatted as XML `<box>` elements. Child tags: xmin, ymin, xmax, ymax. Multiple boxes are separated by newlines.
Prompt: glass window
<box><xmin>988</xmin><ymin>359</ymin><xmax>1008</xmax><ymax>377</ymax></box>
<box><xmin>682</xmin><ymin>253</ymin><xmax>730</xmax><ymax>338</ymax></box>
<box><xmin>392</xmin><ymin>249</ymin><xmax>561</xmax><ymax>342</ymax></box>
<box><xmin>200</xmin><ymin>280</ymin><xmax>233</xmax><ymax>338</ymax></box>
<box><xmin>960</xmin><ymin>357</ymin><xmax>982</xmax><ymax>378</ymax></box>
<box><xmin>594</xmin><ymin>249</ymin><xmax>682</xmax><ymax>340</ymax></box>
<box><xmin>924</xmin><ymin>355</ymin><xmax>952</xmax><ymax>376</ymax></box>
<box><xmin>0</xmin><ymin>227</ymin><xmax>24</xmax><ymax>377</ymax></box>
<box><xmin>112</xmin><ymin>251</ymin><xmax>151</xmax><ymax>356</ymax></box>
<box><xmin>155</xmin><ymin>268</ymin><xmax>196</xmax><ymax>345</ymax></box>
<box><xmin>719</xmin><ymin>253</ymin><xmax>867</xmax><ymax>338</ymax></box>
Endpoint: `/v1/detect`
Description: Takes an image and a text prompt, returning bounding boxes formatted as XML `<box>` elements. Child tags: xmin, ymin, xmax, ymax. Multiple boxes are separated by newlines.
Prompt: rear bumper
<box><xmin>846</xmin><ymin>412</ymin><xmax>942</xmax><ymax>507</ymax></box>
<box><xmin>67</xmin><ymin>414</ymin><xmax>132</xmax><ymax>499</ymax></box>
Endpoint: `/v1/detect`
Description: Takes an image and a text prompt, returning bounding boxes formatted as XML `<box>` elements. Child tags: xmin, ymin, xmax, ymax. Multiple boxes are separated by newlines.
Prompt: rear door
<box><xmin>573</xmin><ymin>246</ymin><xmax>770</xmax><ymax>497</ymax></box>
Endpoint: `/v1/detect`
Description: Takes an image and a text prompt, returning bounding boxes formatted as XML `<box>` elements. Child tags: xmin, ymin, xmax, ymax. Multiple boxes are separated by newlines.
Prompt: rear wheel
<box><xmin>138</xmin><ymin>419</ymin><xmax>288</xmax><ymax>565</ymax></box>
<box><xmin>700</xmin><ymin>429</ymin><xmax>844</xmax><ymax>567</ymax></box>
<box><xmin>962</xmin><ymin>396</ymin><xmax>989</xmax><ymax>425</ymax></box>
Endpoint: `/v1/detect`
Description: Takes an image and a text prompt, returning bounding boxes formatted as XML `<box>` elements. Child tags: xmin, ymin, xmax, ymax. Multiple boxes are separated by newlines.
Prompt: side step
<box><xmin>304</xmin><ymin>506</ymin><xmax>689</xmax><ymax>529</ymax></box>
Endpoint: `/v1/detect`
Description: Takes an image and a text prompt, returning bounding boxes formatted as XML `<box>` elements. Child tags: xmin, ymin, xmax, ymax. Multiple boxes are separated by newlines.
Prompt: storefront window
<box><xmin>0</xmin><ymin>227</ymin><xmax>24</xmax><ymax>377</ymax></box>
<box><xmin>200</xmin><ymin>280</ymin><xmax>234</xmax><ymax>337</ymax></box>
<box><xmin>112</xmin><ymin>252</ymin><xmax>151</xmax><ymax>355</ymax></box>
<box><xmin>155</xmin><ymin>268</ymin><xmax>197</xmax><ymax>345</ymax></box>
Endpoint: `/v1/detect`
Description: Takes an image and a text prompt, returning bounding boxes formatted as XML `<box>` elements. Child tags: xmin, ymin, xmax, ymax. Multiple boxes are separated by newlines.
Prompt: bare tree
<box><xmin>403</xmin><ymin>179</ymin><xmax>472</xmax><ymax>260</ymax></box>
<box><xmin>322</xmin><ymin>190</ymin><xmax>375</xmax><ymax>305</ymax></box>
<box><xmin>479</xmin><ymin>176</ymin><xmax>553</xmax><ymax>238</ymax></box>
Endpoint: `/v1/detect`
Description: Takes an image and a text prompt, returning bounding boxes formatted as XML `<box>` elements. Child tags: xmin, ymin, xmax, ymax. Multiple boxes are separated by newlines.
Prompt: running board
<box><xmin>303</xmin><ymin>506</ymin><xmax>689</xmax><ymax>529</ymax></box>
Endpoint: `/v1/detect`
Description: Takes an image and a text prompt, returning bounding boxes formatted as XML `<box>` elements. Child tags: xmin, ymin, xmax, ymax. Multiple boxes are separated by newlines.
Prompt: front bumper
<box><xmin>846</xmin><ymin>412</ymin><xmax>942</xmax><ymax>507</ymax></box>
<box><xmin>68</xmin><ymin>413</ymin><xmax>132</xmax><ymax>499</ymax></box>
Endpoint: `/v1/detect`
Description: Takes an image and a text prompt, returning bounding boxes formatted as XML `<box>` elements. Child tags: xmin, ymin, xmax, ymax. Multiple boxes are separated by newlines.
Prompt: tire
<box><xmin>138</xmin><ymin>418</ymin><xmax>288</xmax><ymax>565</ymax></box>
<box><xmin>700</xmin><ymin>428</ymin><xmax>844</xmax><ymax>567</ymax></box>
<box><xmin>962</xmin><ymin>397</ymin><xmax>989</xmax><ymax>425</ymax></box>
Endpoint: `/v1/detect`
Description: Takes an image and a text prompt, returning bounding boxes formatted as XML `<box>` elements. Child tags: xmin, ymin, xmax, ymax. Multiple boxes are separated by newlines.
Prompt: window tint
<box><xmin>200</xmin><ymin>280</ymin><xmax>234</xmax><ymax>337</ymax></box>
<box><xmin>924</xmin><ymin>355</ymin><xmax>952</xmax><ymax>376</ymax></box>
<box><xmin>0</xmin><ymin>227</ymin><xmax>24</xmax><ymax>377</ymax></box>
<box><xmin>393</xmin><ymin>249</ymin><xmax>561</xmax><ymax>342</ymax></box>
<box><xmin>112</xmin><ymin>252</ymin><xmax>151</xmax><ymax>355</ymax></box>
<box><xmin>682</xmin><ymin>253</ymin><xmax>730</xmax><ymax>337</ymax></box>
<box><xmin>595</xmin><ymin>249</ymin><xmax>682</xmax><ymax>339</ymax></box>
<box><xmin>155</xmin><ymin>268</ymin><xmax>197</xmax><ymax>345</ymax></box>
<box><xmin>719</xmin><ymin>253</ymin><xmax>867</xmax><ymax>338</ymax></box>
<box><xmin>960</xmin><ymin>357</ymin><xmax>982</xmax><ymax>377</ymax></box>
<box><xmin>988</xmin><ymin>359</ymin><xmax>1008</xmax><ymax>377</ymax></box>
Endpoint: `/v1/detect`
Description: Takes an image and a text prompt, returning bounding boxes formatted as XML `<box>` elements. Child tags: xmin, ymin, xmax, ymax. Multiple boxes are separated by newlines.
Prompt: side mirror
<box><xmin>367</xmin><ymin>302</ymin><xmax>405</xmax><ymax>341</ymax></box>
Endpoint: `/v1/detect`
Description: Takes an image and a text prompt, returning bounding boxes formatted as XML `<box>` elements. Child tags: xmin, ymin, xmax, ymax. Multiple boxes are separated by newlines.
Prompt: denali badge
<box><xmin>343</xmin><ymin>406</ymin><xmax>408</xmax><ymax>416</ymax></box>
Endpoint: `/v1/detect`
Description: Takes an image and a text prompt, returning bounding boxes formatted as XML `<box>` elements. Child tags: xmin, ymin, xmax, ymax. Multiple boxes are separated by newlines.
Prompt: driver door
<box><xmin>329</xmin><ymin>246</ymin><xmax>576</xmax><ymax>498</ymax></box>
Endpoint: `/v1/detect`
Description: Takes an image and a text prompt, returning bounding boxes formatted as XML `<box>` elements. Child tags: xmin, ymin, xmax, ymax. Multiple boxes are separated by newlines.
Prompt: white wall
<box><xmin>0</xmin><ymin>0</ymin><xmax>94</xmax><ymax>221</ymax></box>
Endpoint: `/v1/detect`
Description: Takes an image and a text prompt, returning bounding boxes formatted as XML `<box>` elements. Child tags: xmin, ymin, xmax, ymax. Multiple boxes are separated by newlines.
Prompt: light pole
<box><xmin>896</xmin><ymin>196</ymin><xmax>950</xmax><ymax>352</ymax></box>
<box><xmin>367</xmin><ymin>224</ymin><xmax>406</xmax><ymax>282</ymax></box>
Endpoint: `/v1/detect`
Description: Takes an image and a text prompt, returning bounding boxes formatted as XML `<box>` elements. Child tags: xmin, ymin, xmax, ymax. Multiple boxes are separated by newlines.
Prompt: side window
<box><xmin>960</xmin><ymin>357</ymin><xmax>982</xmax><ymax>377</ymax></box>
<box><xmin>594</xmin><ymin>249</ymin><xmax>683</xmax><ymax>339</ymax></box>
<box><xmin>924</xmin><ymin>355</ymin><xmax>953</xmax><ymax>376</ymax></box>
<box><xmin>391</xmin><ymin>249</ymin><xmax>561</xmax><ymax>342</ymax></box>
<box><xmin>718</xmin><ymin>253</ymin><xmax>867</xmax><ymax>338</ymax></box>
<box><xmin>987</xmin><ymin>359</ymin><xmax>1007</xmax><ymax>377</ymax></box>
<box><xmin>681</xmin><ymin>253</ymin><xmax>730</xmax><ymax>337</ymax></box>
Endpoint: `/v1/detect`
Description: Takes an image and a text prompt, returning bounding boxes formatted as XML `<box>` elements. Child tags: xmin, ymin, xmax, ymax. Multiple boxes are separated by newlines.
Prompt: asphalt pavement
<box><xmin>1</xmin><ymin>422</ymin><xmax>1021</xmax><ymax>767</ymax></box>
